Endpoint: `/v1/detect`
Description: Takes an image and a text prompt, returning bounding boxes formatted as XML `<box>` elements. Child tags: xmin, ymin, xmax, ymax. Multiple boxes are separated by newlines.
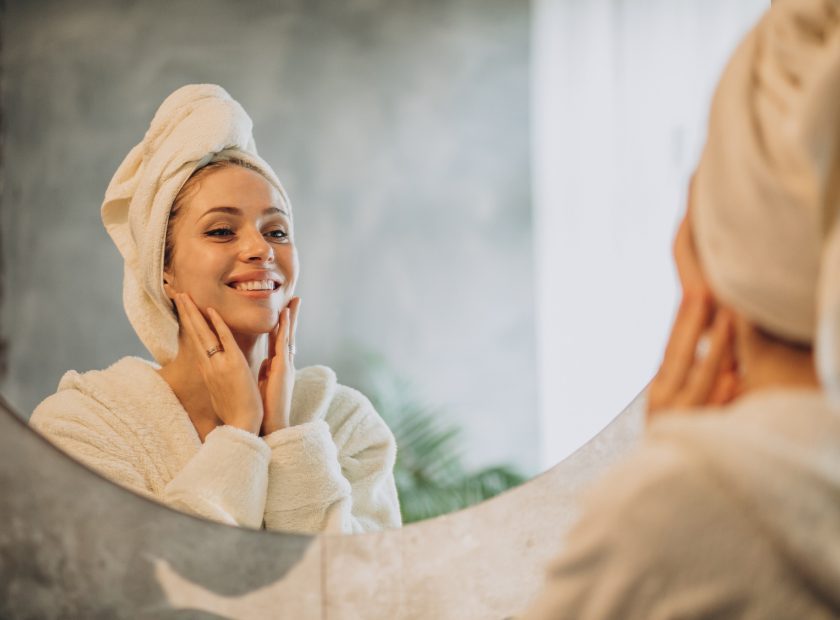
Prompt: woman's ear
<box><xmin>162</xmin><ymin>273</ymin><xmax>176</xmax><ymax>300</ymax></box>
<box><xmin>674</xmin><ymin>211</ymin><xmax>713</xmax><ymax>303</ymax></box>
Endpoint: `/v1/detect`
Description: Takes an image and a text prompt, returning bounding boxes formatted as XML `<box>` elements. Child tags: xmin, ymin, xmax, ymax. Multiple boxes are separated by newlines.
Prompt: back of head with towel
<box><xmin>523</xmin><ymin>0</ymin><xmax>840</xmax><ymax>617</ymax></box>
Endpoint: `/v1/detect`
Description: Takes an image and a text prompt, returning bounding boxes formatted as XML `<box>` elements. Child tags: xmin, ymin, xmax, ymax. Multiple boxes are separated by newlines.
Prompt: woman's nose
<box><xmin>240</xmin><ymin>229</ymin><xmax>274</xmax><ymax>263</ymax></box>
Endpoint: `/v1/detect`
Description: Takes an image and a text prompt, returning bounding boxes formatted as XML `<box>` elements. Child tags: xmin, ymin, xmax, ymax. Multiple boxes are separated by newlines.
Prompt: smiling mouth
<box><xmin>227</xmin><ymin>280</ymin><xmax>281</xmax><ymax>292</ymax></box>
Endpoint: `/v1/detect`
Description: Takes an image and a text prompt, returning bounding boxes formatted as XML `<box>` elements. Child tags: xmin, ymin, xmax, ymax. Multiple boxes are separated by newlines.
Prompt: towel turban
<box><xmin>101</xmin><ymin>84</ymin><xmax>290</xmax><ymax>364</ymax></box>
<box><xmin>691</xmin><ymin>0</ymin><xmax>840</xmax><ymax>400</ymax></box>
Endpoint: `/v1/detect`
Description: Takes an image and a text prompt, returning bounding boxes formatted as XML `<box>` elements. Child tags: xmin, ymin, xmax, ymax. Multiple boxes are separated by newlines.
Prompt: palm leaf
<box><xmin>355</xmin><ymin>352</ymin><xmax>527</xmax><ymax>524</ymax></box>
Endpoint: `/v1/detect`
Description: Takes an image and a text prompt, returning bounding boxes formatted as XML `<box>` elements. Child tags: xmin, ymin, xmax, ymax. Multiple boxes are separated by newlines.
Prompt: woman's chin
<box><xmin>220</xmin><ymin>312</ymin><xmax>279</xmax><ymax>337</ymax></box>
<box><xmin>227</xmin><ymin>321</ymin><xmax>277</xmax><ymax>337</ymax></box>
<box><xmin>213</xmin><ymin>305</ymin><xmax>282</xmax><ymax>337</ymax></box>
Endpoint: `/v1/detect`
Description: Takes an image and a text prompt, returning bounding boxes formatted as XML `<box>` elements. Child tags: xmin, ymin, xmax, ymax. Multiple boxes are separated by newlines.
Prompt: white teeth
<box><xmin>233</xmin><ymin>280</ymin><xmax>275</xmax><ymax>291</ymax></box>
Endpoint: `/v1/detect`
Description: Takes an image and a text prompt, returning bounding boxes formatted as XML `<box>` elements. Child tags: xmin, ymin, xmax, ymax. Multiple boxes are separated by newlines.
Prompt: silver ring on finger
<box><xmin>206</xmin><ymin>344</ymin><xmax>224</xmax><ymax>358</ymax></box>
<box><xmin>288</xmin><ymin>343</ymin><xmax>296</xmax><ymax>356</ymax></box>
<box><xmin>694</xmin><ymin>334</ymin><xmax>710</xmax><ymax>361</ymax></box>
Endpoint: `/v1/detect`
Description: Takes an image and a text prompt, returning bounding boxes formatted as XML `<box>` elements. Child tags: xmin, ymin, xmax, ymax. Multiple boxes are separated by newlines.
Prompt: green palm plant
<box><xmin>356</xmin><ymin>353</ymin><xmax>527</xmax><ymax>524</ymax></box>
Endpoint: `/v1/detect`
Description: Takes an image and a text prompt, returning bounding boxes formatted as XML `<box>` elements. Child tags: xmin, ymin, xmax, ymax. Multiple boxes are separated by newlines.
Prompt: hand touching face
<box><xmin>647</xmin><ymin>194</ymin><xmax>740</xmax><ymax>419</ymax></box>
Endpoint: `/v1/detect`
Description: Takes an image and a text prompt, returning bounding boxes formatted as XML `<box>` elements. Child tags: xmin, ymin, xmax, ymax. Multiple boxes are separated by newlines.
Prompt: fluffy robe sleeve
<box><xmin>29</xmin><ymin>358</ymin><xmax>400</xmax><ymax>535</ymax></box>
<box><xmin>261</xmin><ymin>369</ymin><xmax>401</xmax><ymax>534</ymax></box>
<box><xmin>30</xmin><ymin>388</ymin><xmax>270</xmax><ymax>529</ymax></box>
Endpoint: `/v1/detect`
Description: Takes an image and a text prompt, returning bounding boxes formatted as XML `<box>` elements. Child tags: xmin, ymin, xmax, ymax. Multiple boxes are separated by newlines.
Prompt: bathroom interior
<box><xmin>0</xmin><ymin>1</ymin><xmax>782</xmax><ymax>618</ymax></box>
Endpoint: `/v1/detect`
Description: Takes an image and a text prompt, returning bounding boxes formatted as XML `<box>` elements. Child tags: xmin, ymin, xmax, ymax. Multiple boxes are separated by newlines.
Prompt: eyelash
<box><xmin>204</xmin><ymin>227</ymin><xmax>290</xmax><ymax>242</ymax></box>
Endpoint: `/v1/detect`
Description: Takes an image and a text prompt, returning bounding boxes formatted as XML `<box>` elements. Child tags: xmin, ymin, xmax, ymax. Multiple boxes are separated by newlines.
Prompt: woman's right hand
<box><xmin>175</xmin><ymin>293</ymin><xmax>264</xmax><ymax>434</ymax></box>
<box><xmin>646</xmin><ymin>210</ymin><xmax>739</xmax><ymax>420</ymax></box>
<box><xmin>258</xmin><ymin>297</ymin><xmax>301</xmax><ymax>436</ymax></box>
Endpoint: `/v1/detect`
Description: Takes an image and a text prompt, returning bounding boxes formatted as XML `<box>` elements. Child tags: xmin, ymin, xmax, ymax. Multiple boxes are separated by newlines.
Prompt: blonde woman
<box><xmin>31</xmin><ymin>85</ymin><xmax>401</xmax><ymax>535</ymax></box>
<box><xmin>524</xmin><ymin>0</ymin><xmax>840</xmax><ymax>617</ymax></box>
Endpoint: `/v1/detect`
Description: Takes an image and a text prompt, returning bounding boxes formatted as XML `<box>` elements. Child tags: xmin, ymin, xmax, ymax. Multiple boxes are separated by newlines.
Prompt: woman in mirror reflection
<box><xmin>30</xmin><ymin>85</ymin><xmax>401</xmax><ymax>534</ymax></box>
<box><xmin>524</xmin><ymin>0</ymin><xmax>840</xmax><ymax>617</ymax></box>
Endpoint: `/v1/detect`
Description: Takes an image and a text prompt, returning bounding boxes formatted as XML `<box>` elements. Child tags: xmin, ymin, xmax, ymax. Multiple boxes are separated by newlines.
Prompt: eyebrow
<box><xmin>199</xmin><ymin>206</ymin><xmax>289</xmax><ymax>218</ymax></box>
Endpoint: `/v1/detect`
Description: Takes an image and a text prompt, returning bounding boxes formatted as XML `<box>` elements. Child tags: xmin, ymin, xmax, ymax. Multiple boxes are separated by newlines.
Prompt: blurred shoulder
<box><xmin>582</xmin><ymin>436</ymin><xmax>707</xmax><ymax>519</ymax></box>
<box><xmin>566</xmin><ymin>425</ymin><xmax>760</xmax><ymax>574</ymax></box>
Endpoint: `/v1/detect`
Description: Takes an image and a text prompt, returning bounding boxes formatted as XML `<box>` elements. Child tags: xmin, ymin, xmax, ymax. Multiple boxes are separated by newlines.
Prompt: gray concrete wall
<box><xmin>0</xmin><ymin>0</ymin><xmax>536</xmax><ymax>473</ymax></box>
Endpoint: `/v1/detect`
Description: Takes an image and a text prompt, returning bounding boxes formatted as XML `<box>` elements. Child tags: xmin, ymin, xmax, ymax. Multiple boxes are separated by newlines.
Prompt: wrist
<box><xmin>228</xmin><ymin>413</ymin><xmax>262</xmax><ymax>435</ymax></box>
<box><xmin>262</xmin><ymin>418</ymin><xmax>290</xmax><ymax>435</ymax></box>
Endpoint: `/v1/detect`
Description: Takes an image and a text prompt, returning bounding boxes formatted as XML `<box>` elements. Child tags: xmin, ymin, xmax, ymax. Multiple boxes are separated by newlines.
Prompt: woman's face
<box><xmin>163</xmin><ymin>165</ymin><xmax>298</xmax><ymax>336</ymax></box>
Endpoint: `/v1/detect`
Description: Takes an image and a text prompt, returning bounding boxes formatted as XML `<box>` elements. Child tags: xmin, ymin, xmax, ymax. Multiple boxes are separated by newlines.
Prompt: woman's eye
<box><xmin>205</xmin><ymin>227</ymin><xmax>234</xmax><ymax>238</ymax></box>
<box><xmin>266</xmin><ymin>229</ymin><xmax>290</xmax><ymax>242</ymax></box>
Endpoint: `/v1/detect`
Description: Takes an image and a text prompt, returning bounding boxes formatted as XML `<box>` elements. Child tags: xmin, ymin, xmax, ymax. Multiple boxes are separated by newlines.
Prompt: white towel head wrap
<box><xmin>691</xmin><ymin>0</ymin><xmax>840</xmax><ymax>398</ymax></box>
<box><xmin>101</xmin><ymin>84</ymin><xmax>290</xmax><ymax>365</ymax></box>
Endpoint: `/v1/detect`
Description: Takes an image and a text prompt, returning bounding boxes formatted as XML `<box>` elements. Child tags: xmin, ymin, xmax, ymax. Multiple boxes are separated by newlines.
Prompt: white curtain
<box><xmin>533</xmin><ymin>0</ymin><xmax>768</xmax><ymax>468</ymax></box>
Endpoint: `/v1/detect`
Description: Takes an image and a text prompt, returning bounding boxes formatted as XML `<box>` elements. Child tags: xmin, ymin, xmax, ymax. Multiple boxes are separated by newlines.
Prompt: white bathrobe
<box><xmin>522</xmin><ymin>389</ymin><xmax>840</xmax><ymax>619</ymax></box>
<box><xmin>30</xmin><ymin>356</ymin><xmax>402</xmax><ymax>535</ymax></box>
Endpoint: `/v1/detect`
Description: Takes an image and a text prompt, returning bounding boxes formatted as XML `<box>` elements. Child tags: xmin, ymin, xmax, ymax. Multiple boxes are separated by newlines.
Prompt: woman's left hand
<box><xmin>647</xmin><ymin>293</ymin><xmax>738</xmax><ymax>420</ymax></box>
<box><xmin>646</xmin><ymin>206</ymin><xmax>740</xmax><ymax>421</ymax></box>
<box><xmin>259</xmin><ymin>297</ymin><xmax>301</xmax><ymax>435</ymax></box>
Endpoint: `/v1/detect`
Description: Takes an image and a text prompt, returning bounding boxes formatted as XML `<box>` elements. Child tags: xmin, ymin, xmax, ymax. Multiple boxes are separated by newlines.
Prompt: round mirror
<box><xmin>1</xmin><ymin>0</ymin><xmax>767</xmax><ymax>530</ymax></box>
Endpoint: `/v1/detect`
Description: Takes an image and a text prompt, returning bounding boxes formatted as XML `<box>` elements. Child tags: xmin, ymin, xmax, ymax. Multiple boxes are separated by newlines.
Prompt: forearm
<box><xmin>262</xmin><ymin>415</ymin><xmax>402</xmax><ymax>534</ymax></box>
<box><xmin>163</xmin><ymin>425</ymin><xmax>270</xmax><ymax>528</ymax></box>
<box><xmin>262</xmin><ymin>420</ymin><xmax>353</xmax><ymax>534</ymax></box>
